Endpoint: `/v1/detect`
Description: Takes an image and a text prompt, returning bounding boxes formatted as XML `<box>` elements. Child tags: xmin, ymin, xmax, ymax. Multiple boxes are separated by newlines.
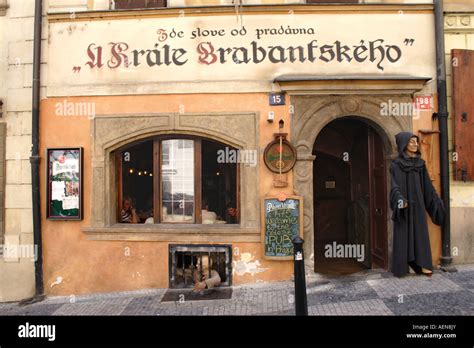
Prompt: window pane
<box><xmin>201</xmin><ymin>139</ymin><xmax>238</xmax><ymax>224</ymax></box>
<box><xmin>161</xmin><ymin>139</ymin><xmax>194</xmax><ymax>222</ymax></box>
<box><xmin>120</xmin><ymin>140</ymin><xmax>154</xmax><ymax>224</ymax></box>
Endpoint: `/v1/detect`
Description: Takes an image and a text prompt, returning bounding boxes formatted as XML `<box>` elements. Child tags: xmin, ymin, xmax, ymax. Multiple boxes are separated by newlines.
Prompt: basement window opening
<box><xmin>169</xmin><ymin>244</ymin><xmax>232</xmax><ymax>289</ymax></box>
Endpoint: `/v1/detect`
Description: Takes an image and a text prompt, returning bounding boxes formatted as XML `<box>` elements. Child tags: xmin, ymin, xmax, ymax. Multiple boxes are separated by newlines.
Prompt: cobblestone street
<box><xmin>1</xmin><ymin>264</ymin><xmax>473</xmax><ymax>316</ymax></box>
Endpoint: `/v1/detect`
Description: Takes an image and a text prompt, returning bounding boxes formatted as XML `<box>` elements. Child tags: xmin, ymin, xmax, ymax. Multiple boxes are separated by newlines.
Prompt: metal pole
<box><xmin>20</xmin><ymin>0</ymin><xmax>45</xmax><ymax>306</ymax></box>
<box><xmin>292</xmin><ymin>236</ymin><xmax>308</xmax><ymax>316</ymax></box>
<box><xmin>31</xmin><ymin>0</ymin><xmax>44</xmax><ymax>299</ymax></box>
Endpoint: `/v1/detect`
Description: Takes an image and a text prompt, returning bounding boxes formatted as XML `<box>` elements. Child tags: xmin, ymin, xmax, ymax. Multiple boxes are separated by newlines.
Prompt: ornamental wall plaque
<box><xmin>263</xmin><ymin>133</ymin><xmax>297</xmax><ymax>174</ymax></box>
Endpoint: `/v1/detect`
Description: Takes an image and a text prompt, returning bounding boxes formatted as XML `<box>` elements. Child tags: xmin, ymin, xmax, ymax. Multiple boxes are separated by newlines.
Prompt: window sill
<box><xmin>82</xmin><ymin>224</ymin><xmax>260</xmax><ymax>242</ymax></box>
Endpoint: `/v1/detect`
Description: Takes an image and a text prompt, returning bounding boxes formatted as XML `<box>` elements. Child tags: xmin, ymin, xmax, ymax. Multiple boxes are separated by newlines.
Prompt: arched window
<box><xmin>116</xmin><ymin>136</ymin><xmax>239</xmax><ymax>224</ymax></box>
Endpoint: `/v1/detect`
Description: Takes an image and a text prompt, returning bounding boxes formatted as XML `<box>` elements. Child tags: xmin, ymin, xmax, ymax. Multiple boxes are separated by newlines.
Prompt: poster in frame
<box><xmin>46</xmin><ymin>147</ymin><xmax>83</xmax><ymax>220</ymax></box>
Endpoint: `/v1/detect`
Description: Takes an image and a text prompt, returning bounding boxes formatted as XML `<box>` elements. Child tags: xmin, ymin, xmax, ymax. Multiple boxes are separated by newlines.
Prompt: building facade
<box><xmin>0</xmin><ymin>0</ymin><xmax>38</xmax><ymax>302</ymax></box>
<box><xmin>2</xmin><ymin>0</ymin><xmax>448</xmax><ymax>299</ymax></box>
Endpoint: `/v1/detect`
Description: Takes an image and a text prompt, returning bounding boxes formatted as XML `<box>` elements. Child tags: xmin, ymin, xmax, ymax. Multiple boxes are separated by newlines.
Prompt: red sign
<box><xmin>414</xmin><ymin>96</ymin><xmax>433</xmax><ymax>110</ymax></box>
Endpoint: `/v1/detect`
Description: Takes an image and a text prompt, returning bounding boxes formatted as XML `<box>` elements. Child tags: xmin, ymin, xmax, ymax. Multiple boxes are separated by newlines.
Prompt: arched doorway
<box><xmin>313</xmin><ymin>117</ymin><xmax>388</xmax><ymax>275</ymax></box>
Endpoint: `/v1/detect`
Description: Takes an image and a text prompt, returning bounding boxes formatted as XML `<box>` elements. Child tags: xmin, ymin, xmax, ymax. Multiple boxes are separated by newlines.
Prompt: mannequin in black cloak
<box><xmin>389</xmin><ymin>132</ymin><xmax>445</xmax><ymax>277</ymax></box>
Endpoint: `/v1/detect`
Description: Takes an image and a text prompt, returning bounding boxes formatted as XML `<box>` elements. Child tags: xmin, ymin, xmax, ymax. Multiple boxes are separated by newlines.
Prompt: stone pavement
<box><xmin>0</xmin><ymin>264</ymin><xmax>473</xmax><ymax>316</ymax></box>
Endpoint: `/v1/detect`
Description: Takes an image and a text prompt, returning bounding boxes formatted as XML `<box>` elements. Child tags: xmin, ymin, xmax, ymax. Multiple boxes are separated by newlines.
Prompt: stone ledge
<box><xmin>82</xmin><ymin>224</ymin><xmax>261</xmax><ymax>242</ymax></box>
<box><xmin>274</xmin><ymin>76</ymin><xmax>432</xmax><ymax>96</ymax></box>
<box><xmin>48</xmin><ymin>3</ymin><xmax>434</xmax><ymax>22</ymax></box>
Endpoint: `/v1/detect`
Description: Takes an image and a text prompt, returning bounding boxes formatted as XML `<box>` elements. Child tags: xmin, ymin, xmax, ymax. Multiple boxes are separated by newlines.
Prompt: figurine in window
<box><xmin>120</xmin><ymin>197</ymin><xmax>139</xmax><ymax>224</ymax></box>
<box><xmin>390</xmin><ymin>132</ymin><xmax>445</xmax><ymax>277</ymax></box>
<box><xmin>192</xmin><ymin>254</ymin><xmax>221</xmax><ymax>293</ymax></box>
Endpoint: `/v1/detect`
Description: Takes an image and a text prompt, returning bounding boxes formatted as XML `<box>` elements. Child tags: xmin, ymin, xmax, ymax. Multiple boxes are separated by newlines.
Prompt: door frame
<box><xmin>312</xmin><ymin>119</ymin><xmax>388</xmax><ymax>270</ymax></box>
<box><xmin>289</xmin><ymin>95</ymin><xmax>415</xmax><ymax>273</ymax></box>
<box><xmin>367</xmin><ymin>126</ymin><xmax>389</xmax><ymax>269</ymax></box>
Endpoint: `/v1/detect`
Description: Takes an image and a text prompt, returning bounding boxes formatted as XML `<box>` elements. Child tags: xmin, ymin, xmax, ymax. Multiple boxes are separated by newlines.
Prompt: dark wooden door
<box><xmin>313</xmin><ymin>152</ymin><xmax>352</xmax><ymax>259</ymax></box>
<box><xmin>452</xmin><ymin>49</ymin><xmax>474</xmax><ymax>181</ymax></box>
<box><xmin>368</xmin><ymin>128</ymin><xmax>388</xmax><ymax>269</ymax></box>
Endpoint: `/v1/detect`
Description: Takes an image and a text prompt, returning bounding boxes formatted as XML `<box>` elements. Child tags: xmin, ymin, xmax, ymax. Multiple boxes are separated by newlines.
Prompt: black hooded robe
<box><xmin>389</xmin><ymin>132</ymin><xmax>446</xmax><ymax>277</ymax></box>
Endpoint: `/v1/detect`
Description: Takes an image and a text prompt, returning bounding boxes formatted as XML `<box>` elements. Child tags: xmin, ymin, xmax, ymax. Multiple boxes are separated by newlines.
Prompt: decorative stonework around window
<box><xmin>84</xmin><ymin>112</ymin><xmax>259</xmax><ymax>240</ymax></box>
<box><xmin>445</xmin><ymin>15</ymin><xmax>474</xmax><ymax>32</ymax></box>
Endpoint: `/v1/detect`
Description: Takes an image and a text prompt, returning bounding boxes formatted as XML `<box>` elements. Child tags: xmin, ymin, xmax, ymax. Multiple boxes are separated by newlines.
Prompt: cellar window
<box><xmin>169</xmin><ymin>244</ymin><xmax>232</xmax><ymax>289</ymax></box>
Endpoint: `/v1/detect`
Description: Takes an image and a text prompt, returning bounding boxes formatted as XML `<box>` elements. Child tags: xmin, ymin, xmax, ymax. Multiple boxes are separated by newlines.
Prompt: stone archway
<box><xmin>290</xmin><ymin>95</ymin><xmax>413</xmax><ymax>272</ymax></box>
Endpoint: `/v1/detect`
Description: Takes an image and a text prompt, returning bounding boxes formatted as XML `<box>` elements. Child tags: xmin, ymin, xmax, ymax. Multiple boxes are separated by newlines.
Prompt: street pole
<box><xmin>292</xmin><ymin>236</ymin><xmax>308</xmax><ymax>316</ymax></box>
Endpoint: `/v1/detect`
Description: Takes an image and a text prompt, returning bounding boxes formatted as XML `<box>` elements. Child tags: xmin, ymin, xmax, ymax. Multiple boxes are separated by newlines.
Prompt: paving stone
<box><xmin>259</xmin><ymin>308</ymin><xmax>295</xmax><ymax>316</ymax></box>
<box><xmin>308</xmin><ymin>299</ymin><xmax>393</xmax><ymax>316</ymax></box>
<box><xmin>52</xmin><ymin>298</ymin><xmax>132</xmax><ymax>316</ymax></box>
<box><xmin>383</xmin><ymin>290</ymin><xmax>474</xmax><ymax>316</ymax></box>
<box><xmin>367</xmin><ymin>274</ymin><xmax>462</xmax><ymax>298</ymax></box>
<box><xmin>440</xmin><ymin>270</ymin><xmax>474</xmax><ymax>290</ymax></box>
<box><xmin>0</xmin><ymin>305</ymin><xmax>27</xmax><ymax>316</ymax></box>
<box><xmin>307</xmin><ymin>280</ymin><xmax>379</xmax><ymax>306</ymax></box>
<box><xmin>15</xmin><ymin>303</ymin><xmax>65</xmax><ymax>316</ymax></box>
<box><xmin>451</xmin><ymin>264</ymin><xmax>474</xmax><ymax>272</ymax></box>
<box><xmin>0</xmin><ymin>303</ymin><xmax>20</xmax><ymax>315</ymax></box>
<box><xmin>1</xmin><ymin>267</ymin><xmax>473</xmax><ymax>316</ymax></box>
<box><xmin>45</xmin><ymin>288</ymin><xmax>166</xmax><ymax>305</ymax></box>
<box><xmin>120</xmin><ymin>296</ymin><xmax>162</xmax><ymax>315</ymax></box>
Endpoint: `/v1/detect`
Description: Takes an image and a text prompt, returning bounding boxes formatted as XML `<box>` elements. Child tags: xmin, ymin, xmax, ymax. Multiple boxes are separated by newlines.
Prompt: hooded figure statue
<box><xmin>389</xmin><ymin>132</ymin><xmax>445</xmax><ymax>277</ymax></box>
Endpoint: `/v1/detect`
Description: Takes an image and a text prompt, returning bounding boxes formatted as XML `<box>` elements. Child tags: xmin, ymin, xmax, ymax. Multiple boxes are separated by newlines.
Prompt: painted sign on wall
<box><xmin>48</xmin><ymin>12</ymin><xmax>436</xmax><ymax>95</ymax></box>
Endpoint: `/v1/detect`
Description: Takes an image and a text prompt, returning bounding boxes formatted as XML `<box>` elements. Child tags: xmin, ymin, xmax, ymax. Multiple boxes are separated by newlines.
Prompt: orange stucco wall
<box><xmin>40</xmin><ymin>93</ymin><xmax>442</xmax><ymax>296</ymax></box>
<box><xmin>40</xmin><ymin>93</ymin><xmax>294</xmax><ymax>296</ymax></box>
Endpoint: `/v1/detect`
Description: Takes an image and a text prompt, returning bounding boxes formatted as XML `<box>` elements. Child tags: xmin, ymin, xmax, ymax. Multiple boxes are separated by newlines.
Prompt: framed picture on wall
<box><xmin>46</xmin><ymin>147</ymin><xmax>83</xmax><ymax>220</ymax></box>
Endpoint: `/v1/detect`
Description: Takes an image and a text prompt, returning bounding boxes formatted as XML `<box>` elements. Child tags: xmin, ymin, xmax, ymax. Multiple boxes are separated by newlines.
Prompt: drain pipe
<box><xmin>434</xmin><ymin>0</ymin><xmax>455</xmax><ymax>272</ymax></box>
<box><xmin>25</xmin><ymin>0</ymin><xmax>45</xmax><ymax>303</ymax></box>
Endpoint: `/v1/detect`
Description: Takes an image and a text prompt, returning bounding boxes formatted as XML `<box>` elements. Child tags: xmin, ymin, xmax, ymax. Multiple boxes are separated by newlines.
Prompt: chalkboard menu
<box><xmin>262</xmin><ymin>196</ymin><xmax>303</xmax><ymax>260</ymax></box>
<box><xmin>46</xmin><ymin>148</ymin><xmax>83</xmax><ymax>220</ymax></box>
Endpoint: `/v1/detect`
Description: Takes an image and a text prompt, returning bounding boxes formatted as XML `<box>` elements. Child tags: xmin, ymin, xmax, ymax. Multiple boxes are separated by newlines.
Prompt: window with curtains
<box><xmin>116</xmin><ymin>136</ymin><xmax>239</xmax><ymax>224</ymax></box>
